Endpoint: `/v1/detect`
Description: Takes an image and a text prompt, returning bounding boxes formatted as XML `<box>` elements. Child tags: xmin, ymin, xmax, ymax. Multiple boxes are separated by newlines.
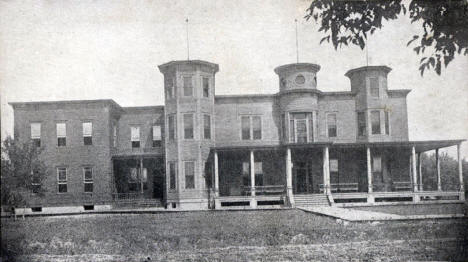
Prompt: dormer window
<box><xmin>295</xmin><ymin>74</ymin><xmax>305</xmax><ymax>85</ymax></box>
<box><xmin>370</xmin><ymin>77</ymin><xmax>379</xmax><ymax>98</ymax></box>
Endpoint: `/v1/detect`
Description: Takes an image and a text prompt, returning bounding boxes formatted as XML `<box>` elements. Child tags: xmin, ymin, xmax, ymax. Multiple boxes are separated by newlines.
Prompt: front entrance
<box><xmin>293</xmin><ymin>161</ymin><xmax>313</xmax><ymax>194</ymax></box>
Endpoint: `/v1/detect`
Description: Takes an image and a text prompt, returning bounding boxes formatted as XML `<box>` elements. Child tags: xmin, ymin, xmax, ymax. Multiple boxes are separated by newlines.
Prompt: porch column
<box><xmin>214</xmin><ymin>151</ymin><xmax>219</xmax><ymax>197</ymax></box>
<box><xmin>418</xmin><ymin>153</ymin><xmax>423</xmax><ymax>191</ymax></box>
<box><xmin>322</xmin><ymin>146</ymin><xmax>330</xmax><ymax>195</ymax></box>
<box><xmin>286</xmin><ymin>147</ymin><xmax>294</xmax><ymax>206</ymax></box>
<box><xmin>250</xmin><ymin>150</ymin><xmax>257</xmax><ymax>208</ymax></box>
<box><xmin>436</xmin><ymin>149</ymin><xmax>441</xmax><ymax>191</ymax></box>
<box><xmin>140</xmin><ymin>157</ymin><xmax>144</xmax><ymax>194</ymax></box>
<box><xmin>411</xmin><ymin>146</ymin><xmax>418</xmax><ymax>192</ymax></box>
<box><xmin>366</xmin><ymin>147</ymin><xmax>372</xmax><ymax>193</ymax></box>
<box><xmin>457</xmin><ymin>144</ymin><xmax>465</xmax><ymax>201</ymax></box>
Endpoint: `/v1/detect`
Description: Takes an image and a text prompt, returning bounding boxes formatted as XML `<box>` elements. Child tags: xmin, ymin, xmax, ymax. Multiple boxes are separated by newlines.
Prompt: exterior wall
<box><xmin>317</xmin><ymin>95</ymin><xmax>357</xmax><ymax>143</ymax></box>
<box><xmin>11</xmin><ymin>101</ymin><xmax>117</xmax><ymax>206</ymax></box>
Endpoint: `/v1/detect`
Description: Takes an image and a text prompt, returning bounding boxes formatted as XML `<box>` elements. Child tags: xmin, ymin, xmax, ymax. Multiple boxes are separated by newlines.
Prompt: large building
<box><xmin>9</xmin><ymin>60</ymin><xmax>465</xmax><ymax>212</ymax></box>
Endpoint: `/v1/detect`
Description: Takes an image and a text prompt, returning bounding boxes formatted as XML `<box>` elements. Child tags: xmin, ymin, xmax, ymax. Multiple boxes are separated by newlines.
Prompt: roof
<box><xmin>345</xmin><ymin>65</ymin><xmax>392</xmax><ymax>78</ymax></box>
<box><xmin>274</xmin><ymin>63</ymin><xmax>321</xmax><ymax>75</ymax></box>
<box><xmin>9</xmin><ymin>99</ymin><xmax>124</xmax><ymax>113</ymax></box>
<box><xmin>122</xmin><ymin>105</ymin><xmax>165</xmax><ymax>114</ymax></box>
<box><xmin>158</xmin><ymin>60</ymin><xmax>219</xmax><ymax>73</ymax></box>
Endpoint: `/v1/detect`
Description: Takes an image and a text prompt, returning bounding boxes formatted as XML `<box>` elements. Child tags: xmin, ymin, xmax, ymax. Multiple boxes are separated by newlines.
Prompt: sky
<box><xmin>1</xmin><ymin>0</ymin><xmax>467</xmax><ymax>158</ymax></box>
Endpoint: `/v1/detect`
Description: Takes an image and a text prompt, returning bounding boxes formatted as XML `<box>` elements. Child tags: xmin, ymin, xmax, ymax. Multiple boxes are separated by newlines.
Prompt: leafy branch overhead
<box><xmin>305</xmin><ymin>0</ymin><xmax>468</xmax><ymax>76</ymax></box>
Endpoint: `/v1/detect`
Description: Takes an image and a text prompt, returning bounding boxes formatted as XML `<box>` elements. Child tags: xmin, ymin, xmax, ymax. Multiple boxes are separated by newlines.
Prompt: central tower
<box><xmin>158</xmin><ymin>60</ymin><xmax>219</xmax><ymax>210</ymax></box>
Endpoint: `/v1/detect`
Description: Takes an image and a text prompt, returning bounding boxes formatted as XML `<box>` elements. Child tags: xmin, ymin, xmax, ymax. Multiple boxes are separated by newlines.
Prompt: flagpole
<box><xmin>295</xmin><ymin>19</ymin><xmax>299</xmax><ymax>63</ymax></box>
<box><xmin>186</xmin><ymin>18</ymin><xmax>190</xmax><ymax>61</ymax></box>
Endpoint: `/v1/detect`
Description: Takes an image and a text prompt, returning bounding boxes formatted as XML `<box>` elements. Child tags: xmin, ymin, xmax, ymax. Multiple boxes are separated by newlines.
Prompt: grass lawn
<box><xmin>349</xmin><ymin>203</ymin><xmax>468</xmax><ymax>216</ymax></box>
<box><xmin>2</xmin><ymin>209</ymin><xmax>468</xmax><ymax>261</ymax></box>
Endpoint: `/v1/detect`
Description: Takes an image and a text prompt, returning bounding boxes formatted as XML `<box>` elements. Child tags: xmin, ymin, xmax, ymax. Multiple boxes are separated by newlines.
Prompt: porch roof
<box><xmin>211</xmin><ymin>139</ymin><xmax>464</xmax><ymax>153</ymax></box>
<box><xmin>112</xmin><ymin>152</ymin><xmax>164</xmax><ymax>160</ymax></box>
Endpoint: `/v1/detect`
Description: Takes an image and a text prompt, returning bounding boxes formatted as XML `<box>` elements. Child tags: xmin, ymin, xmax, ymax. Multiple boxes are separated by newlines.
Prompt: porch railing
<box><xmin>242</xmin><ymin>185</ymin><xmax>285</xmax><ymax>195</ymax></box>
<box><xmin>111</xmin><ymin>192</ymin><xmax>146</xmax><ymax>201</ymax></box>
<box><xmin>319</xmin><ymin>183</ymin><xmax>359</xmax><ymax>193</ymax></box>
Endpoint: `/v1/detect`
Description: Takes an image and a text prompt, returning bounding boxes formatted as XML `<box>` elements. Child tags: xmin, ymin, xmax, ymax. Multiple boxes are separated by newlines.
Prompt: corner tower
<box><xmin>158</xmin><ymin>60</ymin><xmax>219</xmax><ymax>210</ymax></box>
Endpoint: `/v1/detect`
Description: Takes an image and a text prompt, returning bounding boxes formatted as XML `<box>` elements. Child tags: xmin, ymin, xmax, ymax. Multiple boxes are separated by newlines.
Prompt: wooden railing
<box><xmin>242</xmin><ymin>185</ymin><xmax>285</xmax><ymax>195</ymax></box>
<box><xmin>319</xmin><ymin>183</ymin><xmax>359</xmax><ymax>193</ymax></box>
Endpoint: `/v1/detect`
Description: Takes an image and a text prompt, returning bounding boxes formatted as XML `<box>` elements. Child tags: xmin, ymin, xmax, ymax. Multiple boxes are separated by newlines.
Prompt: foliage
<box><xmin>305</xmin><ymin>0</ymin><xmax>468</xmax><ymax>76</ymax></box>
<box><xmin>420</xmin><ymin>151</ymin><xmax>467</xmax><ymax>191</ymax></box>
<box><xmin>1</xmin><ymin>136</ymin><xmax>47</xmax><ymax>207</ymax></box>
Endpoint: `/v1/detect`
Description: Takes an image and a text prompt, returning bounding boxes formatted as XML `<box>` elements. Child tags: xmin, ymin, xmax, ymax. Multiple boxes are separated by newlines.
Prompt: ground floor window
<box><xmin>31</xmin><ymin>170</ymin><xmax>41</xmax><ymax>194</ymax></box>
<box><xmin>169</xmin><ymin>162</ymin><xmax>176</xmax><ymax>190</ymax></box>
<box><xmin>57</xmin><ymin>167</ymin><xmax>67</xmax><ymax>193</ymax></box>
<box><xmin>184</xmin><ymin>161</ymin><xmax>195</xmax><ymax>189</ymax></box>
<box><xmin>83</xmin><ymin>167</ymin><xmax>93</xmax><ymax>193</ymax></box>
<box><xmin>128</xmin><ymin>168</ymin><xmax>139</xmax><ymax>191</ymax></box>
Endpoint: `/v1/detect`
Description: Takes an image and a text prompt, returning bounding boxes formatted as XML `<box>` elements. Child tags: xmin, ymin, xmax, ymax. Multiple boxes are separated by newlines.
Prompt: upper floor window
<box><xmin>241</xmin><ymin>115</ymin><xmax>262</xmax><ymax>140</ymax></box>
<box><xmin>357</xmin><ymin>112</ymin><xmax>366</xmax><ymax>137</ymax></box>
<box><xmin>385</xmin><ymin>111</ymin><xmax>390</xmax><ymax>135</ymax></box>
<box><xmin>169</xmin><ymin>162</ymin><xmax>176</xmax><ymax>190</ymax></box>
<box><xmin>202</xmin><ymin>77</ymin><xmax>210</xmax><ymax>97</ymax></box>
<box><xmin>56</xmin><ymin>123</ymin><xmax>66</xmax><ymax>147</ymax></box>
<box><xmin>168</xmin><ymin>115</ymin><xmax>176</xmax><ymax>140</ymax></box>
<box><xmin>131</xmin><ymin>126</ymin><xmax>140</xmax><ymax>148</ymax></box>
<box><xmin>152</xmin><ymin>125</ymin><xmax>162</xmax><ymax>147</ymax></box>
<box><xmin>166</xmin><ymin>77</ymin><xmax>175</xmax><ymax>99</ymax></box>
<box><xmin>370</xmin><ymin>77</ymin><xmax>379</xmax><ymax>98</ymax></box>
<box><xmin>327</xmin><ymin>113</ymin><xmax>337</xmax><ymax>138</ymax></box>
<box><xmin>184</xmin><ymin>161</ymin><xmax>195</xmax><ymax>189</ymax></box>
<box><xmin>83</xmin><ymin>167</ymin><xmax>93</xmax><ymax>193</ymax></box>
<box><xmin>30</xmin><ymin>123</ymin><xmax>41</xmax><ymax>147</ymax></box>
<box><xmin>371</xmin><ymin>111</ymin><xmax>381</xmax><ymax>134</ymax></box>
<box><xmin>57</xmin><ymin>167</ymin><xmax>67</xmax><ymax>193</ymax></box>
<box><xmin>183</xmin><ymin>114</ymin><xmax>194</xmax><ymax>139</ymax></box>
<box><xmin>83</xmin><ymin>122</ymin><xmax>92</xmax><ymax>145</ymax></box>
<box><xmin>203</xmin><ymin>114</ymin><xmax>211</xmax><ymax>139</ymax></box>
<box><xmin>183</xmin><ymin>76</ymin><xmax>193</xmax><ymax>97</ymax></box>
<box><xmin>289</xmin><ymin>113</ymin><xmax>313</xmax><ymax>143</ymax></box>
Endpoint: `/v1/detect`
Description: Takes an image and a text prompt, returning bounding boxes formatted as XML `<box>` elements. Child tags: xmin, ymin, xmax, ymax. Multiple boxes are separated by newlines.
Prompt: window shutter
<box><xmin>31</xmin><ymin>123</ymin><xmax>41</xmax><ymax>139</ymax></box>
<box><xmin>57</xmin><ymin>123</ymin><xmax>66</xmax><ymax>137</ymax></box>
<box><xmin>83</xmin><ymin>122</ymin><xmax>92</xmax><ymax>137</ymax></box>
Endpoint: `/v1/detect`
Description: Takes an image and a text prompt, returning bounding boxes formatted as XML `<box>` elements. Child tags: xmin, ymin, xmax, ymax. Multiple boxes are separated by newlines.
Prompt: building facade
<box><xmin>9</xmin><ymin>60</ymin><xmax>465</xmax><ymax>212</ymax></box>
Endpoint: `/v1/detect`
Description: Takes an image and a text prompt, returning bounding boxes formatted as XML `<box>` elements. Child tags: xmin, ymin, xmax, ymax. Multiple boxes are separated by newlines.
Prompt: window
<box><xmin>57</xmin><ymin>167</ymin><xmax>67</xmax><ymax>193</ymax></box>
<box><xmin>183</xmin><ymin>76</ymin><xmax>193</xmax><ymax>96</ymax></box>
<box><xmin>183</xmin><ymin>114</ymin><xmax>194</xmax><ymax>139</ymax></box>
<box><xmin>184</xmin><ymin>161</ymin><xmax>195</xmax><ymax>189</ymax></box>
<box><xmin>281</xmin><ymin>114</ymin><xmax>286</xmax><ymax>141</ymax></box>
<box><xmin>241</xmin><ymin>116</ymin><xmax>262</xmax><ymax>140</ymax></box>
<box><xmin>242</xmin><ymin>162</ymin><xmax>250</xmax><ymax>186</ymax></box>
<box><xmin>370</xmin><ymin>77</ymin><xmax>379</xmax><ymax>98</ymax></box>
<box><xmin>83</xmin><ymin>167</ymin><xmax>93</xmax><ymax>193</ymax></box>
<box><xmin>56</xmin><ymin>123</ymin><xmax>66</xmax><ymax>146</ymax></box>
<box><xmin>131</xmin><ymin>126</ymin><xmax>140</xmax><ymax>148</ymax></box>
<box><xmin>385</xmin><ymin>111</ymin><xmax>390</xmax><ymax>135</ymax></box>
<box><xmin>31</xmin><ymin>170</ymin><xmax>41</xmax><ymax>194</ymax></box>
<box><xmin>203</xmin><ymin>115</ymin><xmax>211</xmax><ymax>139</ymax></box>
<box><xmin>202</xmin><ymin>77</ymin><xmax>210</xmax><ymax>97</ymax></box>
<box><xmin>357</xmin><ymin>112</ymin><xmax>366</xmax><ymax>136</ymax></box>
<box><xmin>152</xmin><ymin>125</ymin><xmax>162</xmax><ymax>147</ymax></box>
<box><xmin>289</xmin><ymin>113</ymin><xmax>314</xmax><ymax>143</ymax></box>
<box><xmin>371</xmin><ymin>111</ymin><xmax>381</xmax><ymax>134</ymax></box>
<box><xmin>330</xmin><ymin>159</ymin><xmax>338</xmax><ymax>172</ymax></box>
<box><xmin>166</xmin><ymin>77</ymin><xmax>175</xmax><ymax>99</ymax></box>
<box><xmin>113</xmin><ymin>125</ymin><xmax>117</xmax><ymax>147</ymax></box>
<box><xmin>372</xmin><ymin>156</ymin><xmax>382</xmax><ymax>173</ymax></box>
<box><xmin>31</xmin><ymin>123</ymin><xmax>41</xmax><ymax>147</ymax></box>
<box><xmin>327</xmin><ymin>114</ymin><xmax>337</xmax><ymax>138</ymax></box>
<box><xmin>169</xmin><ymin>162</ymin><xmax>176</xmax><ymax>190</ymax></box>
<box><xmin>295</xmin><ymin>74</ymin><xmax>305</xmax><ymax>85</ymax></box>
<box><xmin>168</xmin><ymin>115</ymin><xmax>176</xmax><ymax>140</ymax></box>
<box><xmin>83</xmin><ymin>122</ymin><xmax>92</xmax><ymax>145</ymax></box>
<box><xmin>254</xmin><ymin>162</ymin><xmax>263</xmax><ymax>186</ymax></box>
<box><xmin>128</xmin><ymin>168</ymin><xmax>138</xmax><ymax>191</ymax></box>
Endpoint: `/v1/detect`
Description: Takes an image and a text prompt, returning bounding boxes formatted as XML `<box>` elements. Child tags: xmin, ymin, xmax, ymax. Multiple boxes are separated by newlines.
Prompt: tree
<box><xmin>1</xmin><ymin>136</ymin><xmax>47</xmax><ymax>209</ymax></box>
<box><xmin>305</xmin><ymin>0</ymin><xmax>468</xmax><ymax>75</ymax></box>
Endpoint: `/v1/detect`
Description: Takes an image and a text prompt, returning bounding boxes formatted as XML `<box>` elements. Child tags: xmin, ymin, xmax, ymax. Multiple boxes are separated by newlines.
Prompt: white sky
<box><xmin>1</xmin><ymin>0</ymin><xmax>467</xmax><ymax>158</ymax></box>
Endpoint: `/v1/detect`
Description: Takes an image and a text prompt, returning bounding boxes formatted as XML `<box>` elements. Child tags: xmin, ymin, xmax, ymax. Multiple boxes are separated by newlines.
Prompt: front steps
<box><xmin>294</xmin><ymin>194</ymin><xmax>330</xmax><ymax>207</ymax></box>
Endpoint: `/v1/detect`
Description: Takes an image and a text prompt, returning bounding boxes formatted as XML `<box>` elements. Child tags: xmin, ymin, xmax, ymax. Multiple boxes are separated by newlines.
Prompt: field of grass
<box><xmin>350</xmin><ymin>203</ymin><xmax>468</xmax><ymax>216</ymax></box>
<box><xmin>2</xmin><ymin>209</ymin><xmax>468</xmax><ymax>261</ymax></box>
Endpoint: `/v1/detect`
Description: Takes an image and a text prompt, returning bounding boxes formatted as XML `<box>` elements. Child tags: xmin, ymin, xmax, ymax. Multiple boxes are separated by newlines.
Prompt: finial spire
<box><xmin>186</xmin><ymin>18</ymin><xmax>190</xmax><ymax>61</ymax></box>
<box><xmin>295</xmin><ymin>19</ymin><xmax>299</xmax><ymax>63</ymax></box>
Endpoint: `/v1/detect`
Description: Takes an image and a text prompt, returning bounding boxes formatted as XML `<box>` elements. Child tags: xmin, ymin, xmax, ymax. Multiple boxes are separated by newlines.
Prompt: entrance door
<box><xmin>152</xmin><ymin>167</ymin><xmax>164</xmax><ymax>199</ymax></box>
<box><xmin>293</xmin><ymin>162</ymin><xmax>313</xmax><ymax>194</ymax></box>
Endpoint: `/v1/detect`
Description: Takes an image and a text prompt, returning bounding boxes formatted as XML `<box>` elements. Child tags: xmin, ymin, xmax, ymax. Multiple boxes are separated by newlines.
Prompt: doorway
<box><xmin>293</xmin><ymin>161</ymin><xmax>313</xmax><ymax>194</ymax></box>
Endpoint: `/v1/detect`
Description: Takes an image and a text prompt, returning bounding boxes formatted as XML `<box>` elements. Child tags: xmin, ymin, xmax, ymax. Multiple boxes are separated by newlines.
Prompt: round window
<box><xmin>295</xmin><ymin>74</ymin><xmax>305</xmax><ymax>85</ymax></box>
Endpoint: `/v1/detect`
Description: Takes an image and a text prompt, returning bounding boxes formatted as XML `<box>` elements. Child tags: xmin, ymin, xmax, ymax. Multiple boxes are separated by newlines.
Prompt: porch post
<box><xmin>322</xmin><ymin>146</ymin><xmax>330</xmax><ymax>195</ymax></box>
<box><xmin>436</xmin><ymin>149</ymin><xmax>441</xmax><ymax>191</ymax></box>
<box><xmin>457</xmin><ymin>143</ymin><xmax>465</xmax><ymax>201</ymax></box>
<box><xmin>250</xmin><ymin>150</ymin><xmax>257</xmax><ymax>208</ymax></box>
<box><xmin>366</xmin><ymin>147</ymin><xmax>374</xmax><ymax>203</ymax></box>
<box><xmin>286</xmin><ymin>147</ymin><xmax>294</xmax><ymax>207</ymax></box>
<box><xmin>412</xmin><ymin>146</ymin><xmax>419</xmax><ymax>202</ymax></box>
<box><xmin>214</xmin><ymin>151</ymin><xmax>219</xmax><ymax>197</ymax></box>
<box><xmin>418</xmin><ymin>153</ymin><xmax>423</xmax><ymax>191</ymax></box>
<box><xmin>140</xmin><ymin>157</ymin><xmax>144</xmax><ymax>194</ymax></box>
